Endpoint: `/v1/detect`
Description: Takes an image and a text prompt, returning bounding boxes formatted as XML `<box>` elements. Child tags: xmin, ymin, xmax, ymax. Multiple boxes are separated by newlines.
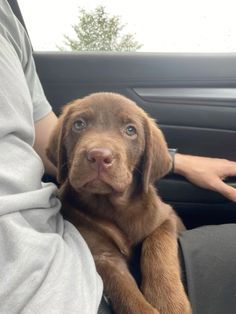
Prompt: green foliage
<box><xmin>61</xmin><ymin>6</ymin><xmax>142</xmax><ymax>52</ymax></box>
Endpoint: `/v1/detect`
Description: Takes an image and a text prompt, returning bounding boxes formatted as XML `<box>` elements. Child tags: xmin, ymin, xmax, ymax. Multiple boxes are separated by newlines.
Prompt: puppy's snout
<box><xmin>87</xmin><ymin>148</ymin><xmax>114</xmax><ymax>170</ymax></box>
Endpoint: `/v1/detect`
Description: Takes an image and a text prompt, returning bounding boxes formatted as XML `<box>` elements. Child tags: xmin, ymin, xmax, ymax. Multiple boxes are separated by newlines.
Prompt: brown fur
<box><xmin>47</xmin><ymin>92</ymin><xmax>191</xmax><ymax>314</ymax></box>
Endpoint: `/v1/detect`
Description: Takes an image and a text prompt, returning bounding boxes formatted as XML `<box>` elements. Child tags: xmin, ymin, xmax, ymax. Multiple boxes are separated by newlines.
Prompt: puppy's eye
<box><xmin>125</xmin><ymin>125</ymin><xmax>137</xmax><ymax>137</ymax></box>
<box><xmin>73</xmin><ymin>119</ymin><xmax>86</xmax><ymax>132</ymax></box>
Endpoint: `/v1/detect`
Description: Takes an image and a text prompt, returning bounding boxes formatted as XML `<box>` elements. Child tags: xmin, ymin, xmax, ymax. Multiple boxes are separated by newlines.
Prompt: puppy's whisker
<box><xmin>134</xmin><ymin>167</ymin><xmax>143</xmax><ymax>175</ymax></box>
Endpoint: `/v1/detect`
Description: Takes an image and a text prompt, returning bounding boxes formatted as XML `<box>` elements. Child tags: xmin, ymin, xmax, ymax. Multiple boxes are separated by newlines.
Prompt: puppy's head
<box><xmin>47</xmin><ymin>93</ymin><xmax>171</xmax><ymax>195</ymax></box>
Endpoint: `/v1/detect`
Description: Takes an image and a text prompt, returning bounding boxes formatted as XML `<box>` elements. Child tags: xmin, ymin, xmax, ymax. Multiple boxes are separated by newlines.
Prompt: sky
<box><xmin>18</xmin><ymin>0</ymin><xmax>236</xmax><ymax>52</ymax></box>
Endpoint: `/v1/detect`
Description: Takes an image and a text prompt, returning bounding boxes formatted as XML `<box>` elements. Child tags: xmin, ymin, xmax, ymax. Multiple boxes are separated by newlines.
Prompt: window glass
<box><xmin>18</xmin><ymin>0</ymin><xmax>236</xmax><ymax>52</ymax></box>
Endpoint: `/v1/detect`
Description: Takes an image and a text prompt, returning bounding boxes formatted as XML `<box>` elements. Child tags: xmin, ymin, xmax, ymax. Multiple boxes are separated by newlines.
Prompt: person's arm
<box><xmin>34</xmin><ymin>111</ymin><xmax>58</xmax><ymax>177</ymax></box>
<box><xmin>174</xmin><ymin>153</ymin><xmax>236</xmax><ymax>202</ymax></box>
<box><xmin>5</xmin><ymin>0</ymin><xmax>58</xmax><ymax>178</ymax></box>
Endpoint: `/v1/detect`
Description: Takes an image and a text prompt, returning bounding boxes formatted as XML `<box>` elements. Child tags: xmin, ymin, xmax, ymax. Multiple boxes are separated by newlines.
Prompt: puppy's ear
<box><xmin>142</xmin><ymin>117</ymin><xmax>172</xmax><ymax>193</ymax></box>
<box><xmin>46</xmin><ymin>105</ymin><xmax>71</xmax><ymax>184</ymax></box>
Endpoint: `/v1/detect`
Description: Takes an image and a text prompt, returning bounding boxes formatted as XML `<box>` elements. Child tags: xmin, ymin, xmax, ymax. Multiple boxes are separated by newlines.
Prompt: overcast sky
<box><xmin>18</xmin><ymin>0</ymin><xmax>236</xmax><ymax>52</ymax></box>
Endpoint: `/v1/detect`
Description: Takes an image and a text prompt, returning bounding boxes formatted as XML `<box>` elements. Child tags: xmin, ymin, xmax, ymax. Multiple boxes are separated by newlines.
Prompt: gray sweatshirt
<box><xmin>0</xmin><ymin>0</ymin><xmax>103</xmax><ymax>313</ymax></box>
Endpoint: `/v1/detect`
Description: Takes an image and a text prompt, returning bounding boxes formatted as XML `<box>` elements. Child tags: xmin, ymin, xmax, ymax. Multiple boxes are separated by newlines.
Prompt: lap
<box><xmin>98</xmin><ymin>224</ymin><xmax>236</xmax><ymax>314</ymax></box>
<box><xmin>179</xmin><ymin>224</ymin><xmax>236</xmax><ymax>314</ymax></box>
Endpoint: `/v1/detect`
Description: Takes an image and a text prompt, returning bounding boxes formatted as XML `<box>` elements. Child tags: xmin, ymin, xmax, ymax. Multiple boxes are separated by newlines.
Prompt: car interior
<box><xmin>8</xmin><ymin>0</ymin><xmax>236</xmax><ymax>313</ymax></box>
<box><xmin>9</xmin><ymin>0</ymin><xmax>236</xmax><ymax>224</ymax></box>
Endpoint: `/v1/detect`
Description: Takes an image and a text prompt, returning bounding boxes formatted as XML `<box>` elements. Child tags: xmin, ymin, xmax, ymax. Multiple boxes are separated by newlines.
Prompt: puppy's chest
<box><xmin>76</xmin><ymin>193</ymin><xmax>163</xmax><ymax>250</ymax></box>
<box><xmin>115</xmin><ymin>211</ymin><xmax>159</xmax><ymax>246</ymax></box>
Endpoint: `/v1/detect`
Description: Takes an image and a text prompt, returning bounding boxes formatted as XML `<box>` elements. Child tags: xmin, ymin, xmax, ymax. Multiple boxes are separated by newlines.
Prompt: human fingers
<box><xmin>224</xmin><ymin>160</ymin><xmax>236</xmax><ymax>177</ymax></box>
<box><xmin>213</xmin><ymin>178</ymin><xmax>236</xmax><ymax>202</ymax></box>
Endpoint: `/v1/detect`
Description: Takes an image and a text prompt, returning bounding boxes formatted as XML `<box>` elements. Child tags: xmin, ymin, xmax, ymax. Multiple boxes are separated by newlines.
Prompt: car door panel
<box><xmin>7</xmin><ymin>0</ymin><xmax>236</xmax><ymax>228</ymax></box>
<box><xmin>32</xmin><ymin>52</ymin><xmax>236</xmax><ymax>228</ymax></box>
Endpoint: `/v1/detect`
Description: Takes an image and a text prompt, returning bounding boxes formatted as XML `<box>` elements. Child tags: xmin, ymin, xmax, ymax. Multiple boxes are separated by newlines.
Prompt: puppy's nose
<box><xmin>87</xmin><ymin>148</ymin><xmax>114</xmax><ymax>169</ymax></box>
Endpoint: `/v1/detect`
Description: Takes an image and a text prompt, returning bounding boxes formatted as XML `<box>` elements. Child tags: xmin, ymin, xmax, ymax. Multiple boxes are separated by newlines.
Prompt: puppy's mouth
<box><xmin>69</xmin><ymin>167</ymin><xmax>131</xmax><ymax>195</ymax></box>
<box><xmin>83</xmin><ymin>176</ymin><xmax>115</xmax><ymax>194</ymax></box>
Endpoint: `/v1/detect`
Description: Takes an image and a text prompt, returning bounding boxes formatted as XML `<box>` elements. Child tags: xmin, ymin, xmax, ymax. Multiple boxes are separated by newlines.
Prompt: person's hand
<box><xmin>34</xmin><ymin>111</ymin><xmax>58</xmax><ymax>177</ymax></box>
<box><xmin>174</xmin><ymin>154</ymin><xmax>236</xmax><ymax>202</ymax></box>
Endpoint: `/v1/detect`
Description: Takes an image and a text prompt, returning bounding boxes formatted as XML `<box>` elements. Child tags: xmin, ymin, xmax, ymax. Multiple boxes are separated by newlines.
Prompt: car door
<box><xmin>12</xmin><ymin>0</ymin><xmax>236</xmax><ymax>229</ymax></box>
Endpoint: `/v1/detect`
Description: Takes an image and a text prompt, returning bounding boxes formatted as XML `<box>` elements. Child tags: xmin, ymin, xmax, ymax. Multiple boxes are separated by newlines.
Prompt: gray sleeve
<box><xmin>1</xmin><ymin>0</ymin><xmax>52</xmax><ymax>122</ymax></box>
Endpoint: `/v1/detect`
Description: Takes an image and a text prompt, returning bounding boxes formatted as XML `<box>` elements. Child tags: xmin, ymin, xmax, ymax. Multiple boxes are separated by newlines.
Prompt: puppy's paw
<box><xmin>143</xmin><ymin>308</ymin><xmax>160</xmax><ymax>314</ymax></box>
<box><xmin>178</xmin><ymin>298</ymin><xmax>192</xmax><ymax>314</ymax></box>
<box><xmin>160</xmin><ymin>296</ymin><xmax>192</xmax><ymax>314</ymax></box>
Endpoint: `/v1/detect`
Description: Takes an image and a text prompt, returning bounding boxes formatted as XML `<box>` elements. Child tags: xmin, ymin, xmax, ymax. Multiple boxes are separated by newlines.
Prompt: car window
<box><xmin>18</xmin><ymin>0</ymin><xmax>236</xmax><ymax>53</ymax></box>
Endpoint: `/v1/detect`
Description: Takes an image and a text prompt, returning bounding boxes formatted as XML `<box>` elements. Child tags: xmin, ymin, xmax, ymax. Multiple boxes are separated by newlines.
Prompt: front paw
<box><xmin>138</xmin><ymin>307</ymin><xmax>160</xmax><ymax>314</ymax></box>
<box><xmin>115</xmin><ymin>302</ymin><xmax>161</xmax><ymax>314</ymax></box>
<box><xmin>173</xmin><ymin>298</ymin><xmax>192</xmax><ymax>314</ymax></box>
<box><xmin>142</xmin><ymin>285</ymin><xmax>192</xmax><ymax>314</ymax></box>
<box><xmin>159</xmin><ymin>294</ymin><xmax>192</xmax><ymax>314</ymax></box>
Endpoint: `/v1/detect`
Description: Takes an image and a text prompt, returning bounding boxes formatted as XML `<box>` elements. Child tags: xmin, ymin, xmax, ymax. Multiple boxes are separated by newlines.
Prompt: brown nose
<box><xmin>87</xmin><ymin>148</ymin><xmax>114</xmax><ymax>170</ymax></box>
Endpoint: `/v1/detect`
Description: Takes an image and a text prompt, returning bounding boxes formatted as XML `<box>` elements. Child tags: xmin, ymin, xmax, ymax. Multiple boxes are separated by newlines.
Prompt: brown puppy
<box><xmin>47</xmin><ymin>92</ymin><xmax>191</xmax><ymax>314</ymax></box>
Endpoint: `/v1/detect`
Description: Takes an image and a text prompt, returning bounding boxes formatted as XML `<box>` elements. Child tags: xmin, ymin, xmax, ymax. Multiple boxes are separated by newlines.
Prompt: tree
<box><xmin>61</xmin><ymin>6</ymin><xmax>142</xmax><ymax>52</ymax></box>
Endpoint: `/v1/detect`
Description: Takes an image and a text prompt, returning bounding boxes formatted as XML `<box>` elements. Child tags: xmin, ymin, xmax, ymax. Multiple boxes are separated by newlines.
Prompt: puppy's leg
<box><xmin>140</xmin><ymin>219</ymin><xmax>192</xmax><ymax>314</ymax></box>
<box><xmin>95</xmin><ymin>253</ymin><xmax>160</xmax><ymax>314</ymax></box>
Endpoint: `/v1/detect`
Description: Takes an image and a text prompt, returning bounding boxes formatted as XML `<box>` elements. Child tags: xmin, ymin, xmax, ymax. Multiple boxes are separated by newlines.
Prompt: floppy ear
<box><xmin>46</xmin><ymin>106</ymin><xmax>70</xmax><ymax>184</ymax></box>
<box><xmin>142</xmin><ymin>117</ymin><xmax>172</xmax><ymax>193</ymax></box>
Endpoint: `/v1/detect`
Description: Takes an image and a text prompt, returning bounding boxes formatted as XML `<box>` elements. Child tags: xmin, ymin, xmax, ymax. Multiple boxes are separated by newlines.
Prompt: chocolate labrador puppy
<box><xmin>47</xmin><ymin>92</ymin><xmax>191</xmax><ymax>314</ymax></box>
